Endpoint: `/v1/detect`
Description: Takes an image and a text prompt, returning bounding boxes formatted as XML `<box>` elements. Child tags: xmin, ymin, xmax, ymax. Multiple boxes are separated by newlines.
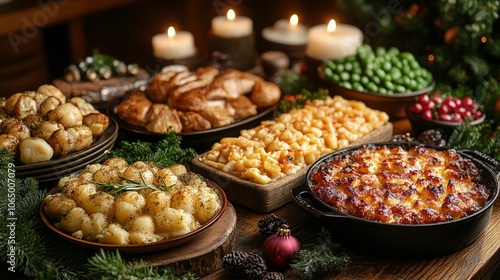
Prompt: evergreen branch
<box><xmin>87</xmin><ymin>249</ymin><xmax>198</xmax><ymax>280</ymax></box>
<box><xmin>279</xmin><ymin>70</ymin><xmax>318</xmax><ymax>95</ymax></box>
<box><xmin>109</xmin><ymin>131</ymin><xmax>197</xmax><ymax>167</ymax></box>
<box><xmin>290</xmin><ymin>228</ymin><xmax>351</xmax><ymax>279</ymax></box>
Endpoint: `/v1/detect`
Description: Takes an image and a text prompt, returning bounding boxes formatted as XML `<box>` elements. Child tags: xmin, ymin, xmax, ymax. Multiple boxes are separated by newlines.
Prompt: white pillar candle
<box><xmin>305</xmin><ymin>19</ymin><xmax>363</xmax><ymax>61</ymax></box>
<box><xmin>152</xmin><ymin>26</ymin><xmax>197</xmax><ymax>60</ymax></box>
<box><xmin>211</xmin><ymin>9</ymin><xmax>253</xmax><ymax>38</ymax></box>
<box><xmin>261</xmin><ymin>14</ymin><xmax>308</xmax><ymax>45</ymax></box>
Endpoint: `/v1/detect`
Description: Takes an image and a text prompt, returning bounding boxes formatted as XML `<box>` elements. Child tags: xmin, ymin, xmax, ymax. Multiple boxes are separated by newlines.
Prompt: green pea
<box><xmin>352</xmin><ymin>82</ymin><xmax>364</xmax><ymax>92</ymax></box>
<box><xmin>400</xmin><ymin>52</ymin><xmax>415</xmax><ymax>61</ymax></box>
<box><xmin>326</xmin><ymin>60</ymin><xmax>336</xmax><ymax>70</ymax></box>
<box><xmin>375</xmin><ymin>68</ymin><xmax>386</xmax><ymax>79</ymax></box>
<box><xmin>384</xmin><ymin>80</ymin><xmax>395</xmax><ymax>91</ymax></box>
<box><xmin>324</xmin><ymin>67</ymin><xmax>334</xmax><ymax>77</ymax></box>
<box><xmin>360</xmin><ymin>76</ymin><xmax>370</xmax><ymax>85</ymax></box>
<box><xmin>389</xmin><ymin>68</ymin><xmax>402</xmax><ymax>80</ymax></box>
<box><xmin>382</xmin><ymin>61</ymin><xmax>392</xmax><ymax>72</ymax></box>
<box><xmin>375</xmin><ymin>46</ymin><xmax>386</xmax><ymax>56</ymax></box>
<box><xmin>336</xmin><ymin>64</ymin><xmax>345</xmax><ymax>72</ymax></box>
<box><xmin>344</xmin><ymin>62</ymin><xmax>353</xmax><ymax>72</ymax></box>
<box><xmin>331</xmin><ymin>73</ymin><xmax>341</xmax><ymax>83</ymax></box>
<box><xmin>379</xmin><ymin>88</ymin><xmax>388</xmax><ymax>94</ymax></box>
<box><xmin>365</xmin><ymin>68</ymin><xmax>375</xmax><ymax>78</ymax></box>
<box><xmin>395</xmin><ymin>85</ymin><xmax>406</xmax><ymax>93</ymax></box>
<box><xmin>351</xmin><ymin>73</ymin><xmax>361</xmax><ymax>82</ymax></box>
<box><xmin>367</xmin><ymin>82</ymin><xmax>378</xmax><ymax>92</ymax></box>
<box><xmin>371</xmin><ymin>75</ymin><xmax>381</xmax><ymax>85</ymax></box>
<box><xmin>340</xmin><ymin>81</ymin><xmax>352</xmax><ymax>89</ymax></box>
<box><xmin>340</xmin><ymin>72</ymin><xmax>350</xmax><ymax>81</ymax></box>
<box><xmin>387</xmin><ymin>47</ymin><xmax>400</xmax><ymax>57</ymax></box>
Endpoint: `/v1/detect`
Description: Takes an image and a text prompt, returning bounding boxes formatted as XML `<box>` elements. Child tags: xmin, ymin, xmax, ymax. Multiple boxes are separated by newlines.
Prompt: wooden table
<box><xmin>199</xmin><ymin>118</ymin><xmax>500</xmax><ymax>280</ymax></box>
<box><xmin>201</xmin><ymin>194</ymin><xmax>500</xmax><ymax>280</ymax></box>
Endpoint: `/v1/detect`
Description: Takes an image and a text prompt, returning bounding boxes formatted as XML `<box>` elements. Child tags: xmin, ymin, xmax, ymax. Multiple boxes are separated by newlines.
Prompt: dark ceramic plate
<box><xmin>16</xmin><ymin>118</ymin><xmax>118</xmax><ymax>172</ymax></box>
<box><xmin>107</xmin><ymin>97</ymin><xmax>278</xmax><ymax>149</ymax></box>
<box><xmin>40</xmin><ymin>179</ymin><xmax>228</xmax><ymax>254</ymax></box>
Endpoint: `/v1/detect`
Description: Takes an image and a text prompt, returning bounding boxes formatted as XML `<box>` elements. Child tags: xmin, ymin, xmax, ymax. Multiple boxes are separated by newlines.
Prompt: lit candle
<box><xmin>305</xmin><ymin>19</ymin><xmax>363</xmax><ymax>61</ymax></box>
<box><xmin>211</xmin><ymin>9</ymin><xmax>253</xmax><ymax>38</ymax></box>
<box><xmin>151</xmin><ymin>26</ymin><xmax>197</xmax><ymax>60</ymax></box>
<box><xmin>261</xmin><ymin>14</ymin><xmax>307</xmax><ymax>45</ymax></box>
<box><xmin>209</xmin><ymin>9</ymin><xmax>256</xmax><ymax>70</ymax></box>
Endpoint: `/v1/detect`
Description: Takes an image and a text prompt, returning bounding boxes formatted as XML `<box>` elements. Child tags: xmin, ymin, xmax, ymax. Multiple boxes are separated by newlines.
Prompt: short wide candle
<box><xmin>211</xmin><ymin>9</ymin><xmax>253</xmax><ymax>38</ymax></box>
<box><xmin>152</xmin><ymin>26</ymin><xmax>197</xmax><ymax>60</ymax></box>
<box><xmin>261</xmin><ymin>14</ymin><xmax>307</xmax><ymax>46</ymax></box>
<box><xmin>305</xmin><ymin>20</ymin><xmax>363</xmax><ymax>61</ymax></box>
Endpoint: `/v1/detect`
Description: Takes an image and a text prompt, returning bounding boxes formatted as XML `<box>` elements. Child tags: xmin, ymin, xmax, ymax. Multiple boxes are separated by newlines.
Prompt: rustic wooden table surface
<box><xmin>200</xmin><ymin>118</ymin><xmax>500</xmax><ymax>280</ymax></box>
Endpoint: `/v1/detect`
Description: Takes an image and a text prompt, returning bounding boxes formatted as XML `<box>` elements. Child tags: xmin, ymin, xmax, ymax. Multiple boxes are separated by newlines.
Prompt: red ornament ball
<box><xmin>262</xmin><ymin>224</ymin><xmax>301</xmax><ymax>270</ymax></box>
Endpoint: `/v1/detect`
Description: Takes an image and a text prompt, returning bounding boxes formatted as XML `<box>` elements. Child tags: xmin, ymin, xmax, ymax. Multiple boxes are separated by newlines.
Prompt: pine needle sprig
<box><xmin>290</xmin><ymin>228</ymin><xmax>350</xmax><ymax>279</ymax></box>
<box><xmin>92</xmin><ymin>176</ymin><xmax>173</xmax><ymax>195</ymax></box>
<box><xmin>109</xmin><ymin>131</ymin><xmax>197</xmax><ymax>167</ymax></box>
<box><xmin>87</xmin><ymin>249</ymin><xmax>198</xmax><ymax>280</ymax></box>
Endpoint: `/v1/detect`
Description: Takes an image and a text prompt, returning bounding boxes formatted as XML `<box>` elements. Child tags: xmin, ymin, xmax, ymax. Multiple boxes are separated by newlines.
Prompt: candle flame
<box><xmin>167</xmin><ymin>26</ymin><xmax>176</xmax><ymax>38</ymax></box>
<box><xmin>227</xmin><ymin>9</ymin><xmax>235</xmax><ymax>21</ymax></box>
<box><xmin>327</xmin><ymin>19</ymin><xmax>336</xmax><ymax>33</ymax></box>
<box><xmin>290</xmin><ymin>14</ymin><xmax>298</xmax><ymax>26</ymax></box>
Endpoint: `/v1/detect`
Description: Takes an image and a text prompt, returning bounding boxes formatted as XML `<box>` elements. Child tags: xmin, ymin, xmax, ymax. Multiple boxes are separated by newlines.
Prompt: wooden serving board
<box><xmin>134</xmin><ymin>203</ymin><xmax>237</xmax><ymax>277</ymax></box>
<box><xmin>191</xmin><ymin>122</ymin><xmax>394</xmax><ymax>213</ymax></box>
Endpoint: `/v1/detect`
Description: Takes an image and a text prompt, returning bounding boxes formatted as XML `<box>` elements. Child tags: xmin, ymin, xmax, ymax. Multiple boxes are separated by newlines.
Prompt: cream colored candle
<box><xmin>211</xmin><ymin>9</ymin><xmax>253</xmax><ymax>38</ymax></box>
<box><xmin>152</xmin><ymin>26</ymin><xmax>197</xmax><ymax>60</ymax></box>
<box><xmin>305</xmin><ymin>19</ymin><xmax>363</xmax><ymax>61</ymax></box>
<box><xmin>261</xmin><ymin>14</ymin><xmax>307</xmax><ymax>45</ymax></box>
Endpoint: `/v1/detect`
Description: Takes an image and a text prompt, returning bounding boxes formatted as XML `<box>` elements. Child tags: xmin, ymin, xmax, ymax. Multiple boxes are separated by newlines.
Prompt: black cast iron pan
<box><xmin>292</xmin><ymin>142</ymin><xmax>500</xmax><ymax>258</ymax></box>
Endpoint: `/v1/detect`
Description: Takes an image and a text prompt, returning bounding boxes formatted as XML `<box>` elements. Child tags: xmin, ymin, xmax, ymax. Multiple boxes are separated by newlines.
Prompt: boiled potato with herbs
<box><xmin>43</xmin><ymin>157</ymin><xmax>223</xmax><ymax>245</ymax></box>
<box><xmin>97</xmin><ymin>223</ymin><xmax>129</xmax><ymax>245</ymax></box>
<box><xmin>56</xmin><ymin>207</ymin><xmax>86</xmax><ymax>233</ymax></box>
<box><xmin>81</xmin><ymin>212</ymin><xmax>109</xmax><ymax>241</ymax></box>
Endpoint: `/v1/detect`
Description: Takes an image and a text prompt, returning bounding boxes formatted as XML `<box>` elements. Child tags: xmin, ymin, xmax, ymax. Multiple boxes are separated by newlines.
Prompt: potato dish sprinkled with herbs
<box><xmin>42</xmin><ymin>157</ymin><xmax>222</xmax><ymax>245</ymax></box>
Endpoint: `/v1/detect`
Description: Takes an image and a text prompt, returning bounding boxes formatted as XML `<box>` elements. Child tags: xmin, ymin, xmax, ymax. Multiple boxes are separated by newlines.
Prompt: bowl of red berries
<box><xmin>406</xmin><ymin>93</ymin><xmax>485</xmax><ymax>138</ymax></box>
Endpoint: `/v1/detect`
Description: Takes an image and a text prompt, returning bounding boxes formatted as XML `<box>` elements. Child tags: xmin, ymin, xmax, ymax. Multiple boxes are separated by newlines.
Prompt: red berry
<box><xmin>461</xmin><ymin>96</ymin><xmax>476</xmax><ymax>110</ymax></box>
<box><xmin>475</xmin><ymin>110</ymin><xmax>483</xmax><ymax>119</ymax></box>
<box><xmin>439</xmin><ymin>113</ymin><xmax>453</xmax><ymax>122</ymax></box>
<box><xmin>432</xmin><ymin>93</ymin><xmax>443</xmax><ymax>104</ymax></box>
<box><xmin>443</xmin><ymin>97</ymin><xmax>457</xmax><ymax>110</ymax></box>
<box><xmin>422</xmin><ymin>110</ymin><xmax>434</xmax><ymax>120</ymax></box>
<box><xmin>456</xmin><ymin>107</ymin><xmax>470</xmax><ymax>118</ymax></box>
<box><xmin>410</xmin><ymin>103</ymin><xmax>423</xmax><ymax>114</ymax></box>
<box><xmin>451</xmin><ymin>113</ymin><xmax>463</xmax><ymax>122</ymax></box>
<box><xmin>438</xmin><ymin>104</ymin><xmax>451</xmax><ymax>115</ymax></box>
<box><xmin>418</xmin><ymin>94</ymin><xmax>430</xmax><ymax>104</ymax></box>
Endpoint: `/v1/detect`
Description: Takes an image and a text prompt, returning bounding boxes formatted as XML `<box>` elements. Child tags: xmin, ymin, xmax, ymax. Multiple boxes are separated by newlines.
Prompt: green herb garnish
<box><xmin>91</xmin><ymin>176</ymin><xmax>173</xmax><ymax>195</ymax></box>
<box><xmin>109</xmin><ymin>130</ymin><xmax>197</xmax><ymax>167</ymax></box>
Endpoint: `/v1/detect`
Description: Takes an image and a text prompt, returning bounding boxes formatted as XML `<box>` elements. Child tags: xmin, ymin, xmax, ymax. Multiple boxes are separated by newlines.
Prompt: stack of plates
<box><xmin>16</xmin><ymin>118</ymin><xmax>119</xmax><ymax>187</ymax></box>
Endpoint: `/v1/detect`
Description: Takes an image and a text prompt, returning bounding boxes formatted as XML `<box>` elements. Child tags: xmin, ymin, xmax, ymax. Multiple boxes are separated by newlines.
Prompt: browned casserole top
<box><xmin>310</xmin><ymin>145</ymin><xmax>490</xmax><ymax>224</ymax></box>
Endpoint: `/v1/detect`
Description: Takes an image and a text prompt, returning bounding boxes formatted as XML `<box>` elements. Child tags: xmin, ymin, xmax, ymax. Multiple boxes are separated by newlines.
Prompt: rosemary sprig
<box><xmin>91</xmin><ymin>176</ymin><xmax>172</xmax><ymax>195</ymax></box>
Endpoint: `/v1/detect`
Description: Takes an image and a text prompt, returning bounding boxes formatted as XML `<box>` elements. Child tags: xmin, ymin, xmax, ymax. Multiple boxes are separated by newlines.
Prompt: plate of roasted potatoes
<box><xmin>1</xmin><ymin>84</ymin><xmax>118</xmax><ymax>183</ymax></box>
<box><xmin>40</xmin><ymin>157</ymin><xmax>227</xmax><ymax>254</ymax></box>
<box><xmin>108</xmin><ymin>66</ymin><xmax>281</xmax><ymax>149</ymax></box>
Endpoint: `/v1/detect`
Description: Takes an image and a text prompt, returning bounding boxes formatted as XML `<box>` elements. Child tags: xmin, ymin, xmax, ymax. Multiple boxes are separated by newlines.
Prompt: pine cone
<box><xmin>262</xmin><ymin>271</ymin><xmax>285</xmax><ymax>280</ymax></box>
<box><xmin>242</xmin><ymin>253</ymin><xmax>267</xmax><ymax>280</ymax></box>
<box><xmin>391</xmin><ymin>132</ymin><xmax>414</xmax><ymax>143</ymax></box>
<box><xmin>417</xmin><ymin>129</ymin><xmax>447</xmax><ymax>147</ymax></box>
<box><xmin>258</xmin><ymin>214</ymin><xmax>288</xmax><ymax>239</ymax></box>
<box><xmin>222</xmin><ymin>251</ymin><xmax>249</xmax><ymax>276</ymax></box>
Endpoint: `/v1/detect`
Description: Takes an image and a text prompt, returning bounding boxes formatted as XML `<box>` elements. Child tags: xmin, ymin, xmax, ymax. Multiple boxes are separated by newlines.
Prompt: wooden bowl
<box><xmin>318</xmin><ymin>66</ymin><xmax>434</xmax><ymax>120</ymax></box>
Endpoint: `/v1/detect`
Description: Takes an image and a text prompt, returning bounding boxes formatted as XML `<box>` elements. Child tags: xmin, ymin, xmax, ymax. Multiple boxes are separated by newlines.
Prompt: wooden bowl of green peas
<box><xmin>319</xmin><ymin>44</ymin><xmax>434</xmax><ymax>120</ymax></box>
